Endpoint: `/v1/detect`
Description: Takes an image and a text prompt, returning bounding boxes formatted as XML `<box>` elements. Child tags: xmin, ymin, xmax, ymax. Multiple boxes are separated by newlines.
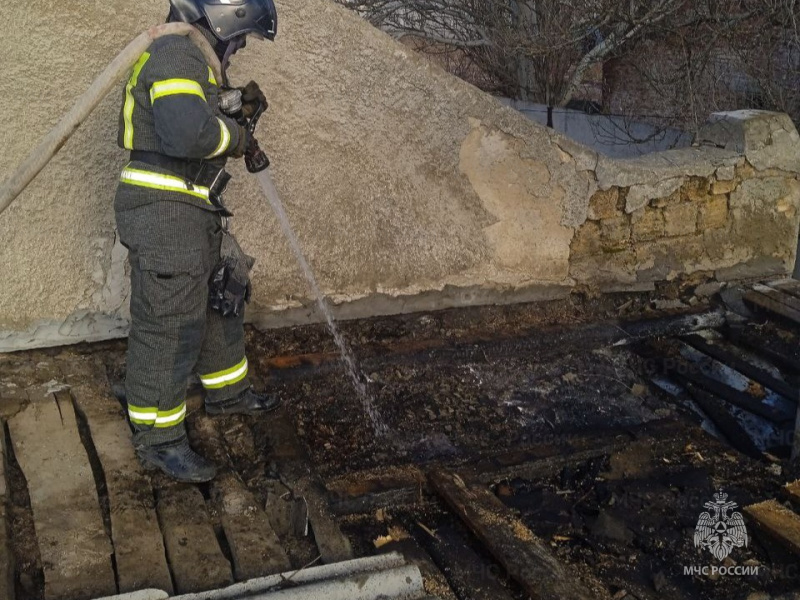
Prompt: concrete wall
<box><xmin>500</xmin><ymin>99</ymin><xmax>693</xmax><ymax>159</ymax></box>
<box><xmin>0</xmin><ymin>1</ymin><xmax>799</xmax><ymax>352</ymax></box>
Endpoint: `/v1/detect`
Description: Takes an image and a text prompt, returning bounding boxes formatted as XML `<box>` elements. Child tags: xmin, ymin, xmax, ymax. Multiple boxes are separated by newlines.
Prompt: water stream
<box><xmin>255</xmin><ymin>169</ymin><xmax>389</xmax><ymax>437</ymax></box>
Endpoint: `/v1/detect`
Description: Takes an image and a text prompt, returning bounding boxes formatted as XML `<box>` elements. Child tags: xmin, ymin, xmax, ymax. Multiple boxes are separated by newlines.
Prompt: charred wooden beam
<box><xmin>410</xmin><ymin>522</ymin><xmax>516</xmax><ymax>600</ymax></box>
<box><xmin>327</xmin><ymin>468</ymin><xmax>428</xmax><ymax>516</ymax></box>
<box><xmin>260</xmin><ymin>407</ymin><xmax>354</xmax><ymax>563</ymax></box>
<box><xmin>794</xmin><ymin>408</ymin><xmax>800</xmax><ymax>464</ymax></box>
<box><xmin>680</xmin><ymin>383</ymin><xmax>763</xmax><ymax>459</ymax></box>
<box><xmin>785</xmin><ymin>481</ymin><xmax>800</xmax><ymax>505</ymax></box>
<box><xmin>753</xmin><ymin>284</ymin><xmax>800</xmax><ymax>312</ymax></box>
<box><xmin>260</xmin><ymin>309</ymin><xmax>725</xmax><ymax>381</ymax></box>
<box><xmin>428</xmin><ymin>469</ymin><xmax>600</xmax><ymax>600</ymax></box>
<box><xmin>326</xmin><ymin>421</ymin><xmax>683</xmax><ymax>515</ymax></box>
<box><xmin>682</xmin><ymin>334</ymin><xmax>797</xmax><ymax>402</ymax></box>
<box><xmin>744</xmin><ymin>499</ymin><xmax>800</xmax><ymax>557</ymax></box>
<box><xmin>644</xmin><ymin>347</ymin><xmax>793</xmax><ymax>424</ymax></box>
<box><xmin>377</xmin><ymin>527</ymin><xmax>460</xmax><ymax>600</ymax></box>
<box><xmin>723</xmin><ymin>325</ymin><xmax>800</xmax><ymax>376</ymax></box>
<box><xmin>744</xmin><ymin>287</ymin><xmax>800</xmax><ymax>327</ymax></box>
<box><xmin>767</xmin><ymin>279</ymin><xmax>800</xmax><ymax>301</ymax></box>
<box><xmin>462</xmin><ymin>421</ymin><xmax>689</xmax><ymax>486</ymax></box>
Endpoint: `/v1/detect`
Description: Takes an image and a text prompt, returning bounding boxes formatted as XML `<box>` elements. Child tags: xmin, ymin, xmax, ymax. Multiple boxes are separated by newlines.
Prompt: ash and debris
<box><xmin>2</xmin><ymin>285</ymin><xmax>800</xmax><ymax>600</ymax></box>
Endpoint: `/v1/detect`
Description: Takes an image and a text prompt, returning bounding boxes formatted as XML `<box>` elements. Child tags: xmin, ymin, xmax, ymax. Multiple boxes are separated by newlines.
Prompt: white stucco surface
<box><xmin>1</xmin><ymin>1</ymin><xmax>798</xmax><ymax>351</ymax></box>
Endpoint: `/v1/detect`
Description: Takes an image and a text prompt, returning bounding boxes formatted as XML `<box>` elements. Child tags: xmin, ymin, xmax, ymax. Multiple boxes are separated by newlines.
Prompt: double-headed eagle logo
<box><xmin>694</xmin><ymin>490</ymin><xmax>748</xmax><ymax>561</ymax></box>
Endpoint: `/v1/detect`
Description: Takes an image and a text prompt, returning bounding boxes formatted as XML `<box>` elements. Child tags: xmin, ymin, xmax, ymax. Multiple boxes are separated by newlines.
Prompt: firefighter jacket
<box><xmin>115</xmin><ymin>34</ymin><xmax>242</xmax><ymax>212</ymax></box>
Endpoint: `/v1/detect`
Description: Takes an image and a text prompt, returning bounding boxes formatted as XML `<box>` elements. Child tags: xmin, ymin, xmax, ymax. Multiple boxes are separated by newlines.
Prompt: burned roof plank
<box><xmin>410</xmin><ymin>522</ymin><xmax>515</xmax><ymax>600</ymax></box>
<box><xmin>680</xmin><ymin>382</ymin><xmax>763</xmax><ymax>459</ymax></box>
<box><xmin>264</xmin><ymin>407</ymin><xmax>354</xmax><ymax>563</ymax></box>
<box><xmin>786</xmin><ymin>481</ymin><xmax>800</xmax><ymax>505</ymax></box>
<box><xmin>654</xmin><ymin>352</ymin><xmax>792</xmax><ymax>424</ymax></box>
<box><xmin>744</xmin><ymin>499</ymin><xmax>800</xmax><ymax>558</ymax></box>
<box><xmin>157</xmin><ymin>484</ymin><xmax>234</xmax><ymax>594</ymax></box>
<box><xmin>744</xmin><ymin>287</ymin><xmax>800</xmax><ymax>327</ymax></box>
<box><xmin>428</xmin><ymin>469</ymin><xmax>601</xmax><ymax>600</ymax></box>
<box><xmin>766</xmin><ymin>279</ymin><xmax>800</xmax><ymax>301</ymax></box>
<box><xmin>187</xmin><ymin>414</ymin><xmax>291</xmax><ymax>580</ymax></box>
<box><xmin>682</xmin><ymin>334</ymin><xmax>797</xmax><ymax>401</ymax></box>
<box><xmin>723</xmin><ymin>324</ymin><xmax>800</xmax><ymax>376</ymax></box>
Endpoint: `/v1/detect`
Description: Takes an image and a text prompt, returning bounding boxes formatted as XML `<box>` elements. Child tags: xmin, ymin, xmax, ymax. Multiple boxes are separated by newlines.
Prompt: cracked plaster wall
<box><xmin>0</xmin><ymin>1</ymin><xmax>798</xmax><ymax>352</ymax></box>
<box><xmin>572</xmin><ymin>112</ymin><xmax>800</xmax><ymax>290</ymax></box>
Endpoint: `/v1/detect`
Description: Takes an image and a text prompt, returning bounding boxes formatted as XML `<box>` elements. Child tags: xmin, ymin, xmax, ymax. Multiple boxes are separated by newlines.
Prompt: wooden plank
<box><xmin>325</xmin><ymin>421</ymin><xmax>685</xmax><ymax>516</ymax></box>
<box><xmin>0</xmin><ymin>430</ymin><xmax>14</xmax><ymax>600</ymax></box>
<box><xmin>745</xmin><ymin>288</ymin><xmax>800</xmax><ymax>326</ymax></box>
<box><xmin>260</xmin><ymin>407</ymin><xmax>353</xmax><ymax>563</ymax></box>
<box><xmin>682</xmin><ymin>383</ymin><xmax>763</xmax><ymax>459</ymax></box>
<box><xmin>8</xmin><ymin>389</ymin><xmax>116</xmax><ymax>600</ymax></box>
<box><xmin>257</xmin><ymin>310</ymin><xmax>725</xmax><ymax>382</ymax></box>
<box><xmin>767</xmin><ymin>279</ymin><xmax>800</xmax><ymax>300</ymax></box>
<box><xmin>157</xmin><ymin>485</ymin><xmax>233</xmax><ymax>594</ymax></box>
<box><xmin>657</xmin><ymin>354</ymin><xmax>792</xmax><ymax>424</ymax></box>
<box><xmin>723</xmin><ymin>325</ymin><xmax>800</xmax><ymax>375</ymax></box>
<box><xmin>326</xmin><ymin>467</ymin><xmax>428</xmax><ymax>516</ymax></box>
<box><xmin>188</xmin><ymin>415</ymin><xmax>291</xmax><ymax>580</ymax></box>
<box><xmin>754</xmin><ymin>283</ymin><xmax>800</xmax><ymax>313</ymax></box>
<box><xmin>214</xmin><ymin>474</ymin><xmax>292</xmax><ymax>581</ymax></box>
<box><xmin>794</xmin><ymin>405</ymin><xmax>800</xmax><ymax>463</ymax></box>
<box><xmin>411</xmin><ymin>522</ymin><xmax>515</xmax><ymax>600</ymax></box>
<box><xmin>785</xmin><ymin>481</ymin><xmax>800</xmax><ymax>505</ymax></box>
<box><xmin>469</xmin><ymin>429</ymin><xmax>641</xmax><ymax>486</ymax></box>
<box><xmin>744</xmin><ymin>499</ymin><xmax>800</xmax><ymax>557</ymax></box>
<box><xmin>682</xmin><ymin>334</ymin><xmax>797</xmax><ymax>401</ymax></box>
<box><xmin>69</xmin><ymin>362</ymin><xmax>173</xmax><ymax>595</ymax></box>
<box><xmin>376</xmin><ymin>526</ymin><xmax>458</xmax><ymax>600</ymax></box>
<box><xmin>428</xmin><ymin>469</ymin><xmax>599</xmax><ymax>600</ymax></box>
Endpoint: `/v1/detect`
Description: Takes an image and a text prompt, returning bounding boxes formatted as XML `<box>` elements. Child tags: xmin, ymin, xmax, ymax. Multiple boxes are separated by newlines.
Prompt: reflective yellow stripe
<box><xmin>208</xmin><ymin>66</ymin><xmax>218</xmax><ymax>86</ymax></box>
<box><xmin>200</xmin><ymin>358</ymin><xmax>249</xmax><ymax>390</ymax></box>
<box><xmin>120</xmin><ymin>166</ymin><xmax>212</xmax><ymax>204</ymax></box>
<box><xmin>128</xmin><ymin>403</ymin><xmax>157</xmax><ymax>425</ymax></box>
<box><xmin>150</xmin><ymin>78</ymin><xmax>206</xmax><ymax>103</ymax></box>
<box><xmin>123</xmin><ymin>52</ymin><xmax>151</xmax><ymax>150</ymax></box>
<box><xmin>128</xmin><ymin>402</ymin><xmax>187</xmax><ymax>428</ymax></box>
<box><xmin>206</xmin><ymin>118</ymin><xmax>232</xmax><ymax>159</ymax></box>
<box><xmin>155</xmin><ymin>403</ymin><xmax>187</xmax><ymax>428</ymax></box>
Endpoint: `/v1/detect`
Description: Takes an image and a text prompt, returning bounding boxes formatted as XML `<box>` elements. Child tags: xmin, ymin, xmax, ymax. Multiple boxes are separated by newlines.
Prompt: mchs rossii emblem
<box><xmin>694</xmin><ymin>490</ymin><xmax>748</xmax><ymax>561</ymax></box>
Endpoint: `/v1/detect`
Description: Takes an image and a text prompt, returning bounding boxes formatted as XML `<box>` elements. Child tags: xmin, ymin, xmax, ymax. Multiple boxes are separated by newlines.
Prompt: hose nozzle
<box><xmin>244</xmin><ymin>100</ymin><xmax>270</xmax><ymax>173</ymax></box>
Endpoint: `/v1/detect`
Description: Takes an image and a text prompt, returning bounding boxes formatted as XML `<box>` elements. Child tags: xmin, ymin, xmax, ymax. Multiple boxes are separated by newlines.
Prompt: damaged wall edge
<box><xmin>0</xmin><ymin>282</ymin><xmax>572</xmax><ymax>353</ymax></box>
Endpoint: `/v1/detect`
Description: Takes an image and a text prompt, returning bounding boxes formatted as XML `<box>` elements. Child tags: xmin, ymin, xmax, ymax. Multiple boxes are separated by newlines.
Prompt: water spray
<box><xmin>0</xmin><ymin>26</ymin><xmax>389</xmax><ymax>436</ymax></box>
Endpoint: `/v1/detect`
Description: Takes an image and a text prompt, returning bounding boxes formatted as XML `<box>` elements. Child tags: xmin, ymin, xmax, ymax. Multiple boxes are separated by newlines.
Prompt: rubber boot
<box><xmin>206</xmin><ymin>387</ymin><xmax>281</xmax><ymax>416</ymax></box>
<box><xmin>136</xmin><ymin>439</ymin><xmax>217</xmax><ymax>483</ymax></box>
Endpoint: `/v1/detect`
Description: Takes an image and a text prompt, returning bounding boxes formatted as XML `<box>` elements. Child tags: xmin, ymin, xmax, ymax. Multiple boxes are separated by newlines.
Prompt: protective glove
<box><xmin>230</xmin><ymin>125</ymin><xmax>251</xmax><ymax>159</ymax></box>
<box><xmin>240</xmin><ymin>80</ymin><xmax>268</xmax><ymax>119</ymax></box>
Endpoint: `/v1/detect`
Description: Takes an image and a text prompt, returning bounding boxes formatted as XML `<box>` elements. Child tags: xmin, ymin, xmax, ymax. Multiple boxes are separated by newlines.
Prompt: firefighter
<box><xmin>114</xmin><ymin>0</ymin><xmax>279</xmax><ymax>482</ymax></box>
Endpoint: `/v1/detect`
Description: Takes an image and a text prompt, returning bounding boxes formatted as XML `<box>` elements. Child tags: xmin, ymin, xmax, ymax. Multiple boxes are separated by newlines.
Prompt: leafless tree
<box><xmin>339</xmin><ymin>0</ymin><xmax>799</xmax><ymax>131</ymax></box>
<box><xmin>339</xmin><ymin>0</ymin><xmax>699</xmax><ymax>125</ymax></box>
<box><xmin>609</xmin><ymin>0</ymin><xmax>800</xmax><ymax>131</ymax></box>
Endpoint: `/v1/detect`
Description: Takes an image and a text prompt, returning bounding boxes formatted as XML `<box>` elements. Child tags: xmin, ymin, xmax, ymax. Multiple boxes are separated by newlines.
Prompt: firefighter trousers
<box><xmin>116</xmin><ymin>200</ymin><xmax>251</xmax><ymax>447</ymax></box>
